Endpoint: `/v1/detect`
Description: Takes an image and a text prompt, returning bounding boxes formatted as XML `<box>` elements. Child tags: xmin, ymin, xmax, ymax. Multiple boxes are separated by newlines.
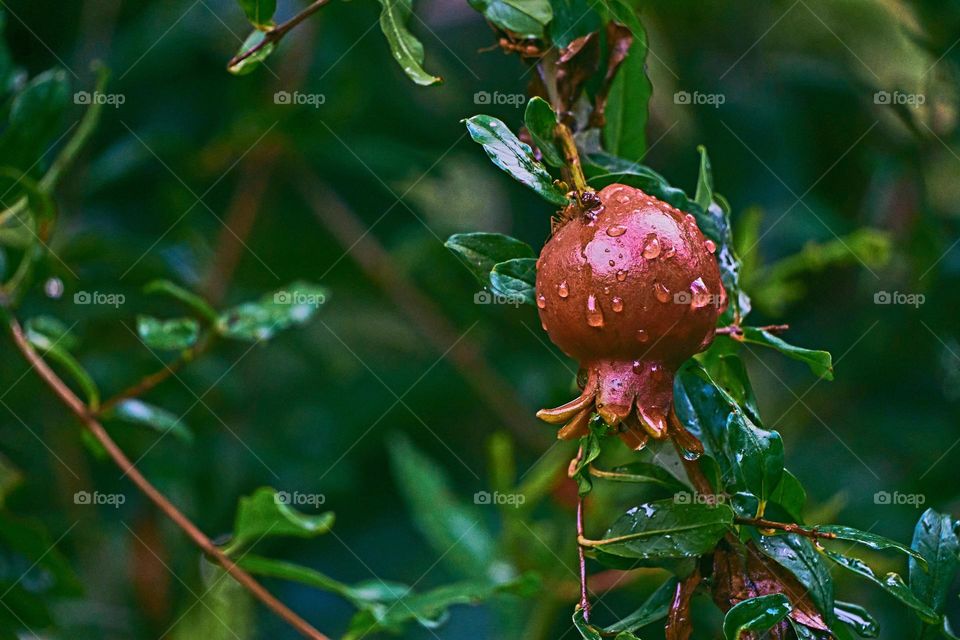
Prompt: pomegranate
<box><xmin>535</xmin><ymin>184</ymin><xmax>726</xmax><ymax>450</ymax></box>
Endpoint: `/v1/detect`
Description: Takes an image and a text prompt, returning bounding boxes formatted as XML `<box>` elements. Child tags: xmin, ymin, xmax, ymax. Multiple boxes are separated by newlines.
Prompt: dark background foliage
<box><xmin>0</xmin><ymin>0</ymin><xmax>958</xmax><ymax>638</ymax></box>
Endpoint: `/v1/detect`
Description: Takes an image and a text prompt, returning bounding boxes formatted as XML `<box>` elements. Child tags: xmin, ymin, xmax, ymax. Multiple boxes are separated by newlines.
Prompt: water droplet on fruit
<box><xmin>558</xmin><ymin>281</ymin><xmax>569</xmax><ymax>298</ymax></box>
<box><xmin>606</xmin><ymin>225</ymin><xmax>627</xmax><ymax>237</ymax></box>
<box><xmin>663</xmin><ymin>245</ymin><xmax>676</xmax><ymax>259</ymax></box>
<box><xmin>586</xmin><ymin>295</ymin><xmax>604</xmax><ymax>327</ymax></box>
<box><xmin>616</xmin><ymin>194</ymin><xmax>630</xmax><ymax>203</ymax></box>
<box><xmin>541</xmin><ymin>321</ymin><xmax>548</xmax><ymax>331</ymax></box>
<box><xmin>536</xmin><ymin>294</ymin><xmax>546</xmax><ymax>309</ymax></box>
<box><xmin>642</xmin><ymin>234</ymin><xmax>661</xmax><ymax>259</ymax></box>
<box><xmin>608</xmin><ymin>259</ymin><xmax>616</xmax><ymax>267</ymax></box>
<box><xmin>612</xmin><ymin>297</ymin><xmax>624</xmax><ymax>312</ymax></box>
<box><xmin>654</xmin><ymin>282</ymin><xmax>670</xmax><ymax>303</ymax></box>
<box><xmin>616</xmin><ymin>270</ymin><xmax>626</xmax><ymax>282</ymax></box>
<box><xmin>632</xmin><ymin>360</ymin><xmax>643</xmax><ymax>374</ymax></box>
<box><xmin>684</xmin><ymin>214</ymin><xmax>696</xmax><ymax>224</ymax></box>
<box><xmin>636</xmin><ymin>329</ymin><xmax>649</xmax><ymax>342</ymax></box>
<box><xmin>690</xmin><ymin>277</ymin><xmax>711</xmax><ymax>309</ymax></box>
<box><xmin>705</xmin><ymin>239</ymin><xmax>717</xmax><ymax>254</ymax></box>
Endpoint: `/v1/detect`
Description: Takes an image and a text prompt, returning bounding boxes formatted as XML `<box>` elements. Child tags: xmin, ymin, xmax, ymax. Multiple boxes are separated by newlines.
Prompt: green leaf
<box><xmin>910</xmin><ymin>510</ymin><xmax>960</xmax><ymax>637</ymax></box>
<box><xmin>570</xmin><ymin>418</ymin><xmax>606</xmax><ymax>496</ymax></box>
<box><xmin>816</xmin><ymin>525</ymin><xmax>927</xmax><ymax>566</ymax></box>
<box><xmin>444</xmin><ymin>232</ymin><xmax>535</xmax><ymax>284</ymax></box>
<box><xmin>729</xmin><ymin>418</ymin><xmax>783</xmax><ymax>504</ymax></box>
<box><xmin>237</xmin><ymin>554</ymin><xmax>353</xmax><ymax>598</ymax></box>
<box><xmin>24</xmin><ymin>317</ymin><xmax>100</xmax><ymax>409</ymax></box>
<box><xmin>376</xmin><ymin>0</ymin><xmax>442</xmax><ymax>86</ymax></box>
<box><xmin>466</xmin><ymin>0</ymin><xmax>553</xmax><ymax>38</ymax></box>
<box><xmin>489</xmin><ymin>257</ymin><xmax>536</xmax><ymax>305</ymax></box>
<box><xmin>144</xmin><ymin>279</ymin><xmax>218</xmax><ymax>322</ymax></box>
<box><xmin>822</xmin><ymin>549</ymin><xmax>938</xmax><ymax>622</ymax></box>
<box><xmin>464</xmin><ymin>115</ymin><xmax>568</xmax><ymax>206</ymax></box>
<box><xmin>136</xmin><ymin>315</ymin><xmax>199</xmax><ymax>351</ymax></box>
<box><xmin>602</xmin><ymin>2</ymin><xmax>651</xmax><ymax>163</ymax></box>
<box><xmin>769</xmin><ymin>470</ymin><xmax>806</xmax><ymax>522</ymax></box>
<box><xmin>110</xmin><ymin>399</ymin><xmax>192</xmax><ymax>443</ymax></box>
<box><xmin>548</xmin><ymin>0</ymin><xmax>600</xmax><ymax>48</ymax></box>
<box><xmin>738</xmin><ymin>327</ymin><xmax>834</xmax><ymax>380</ymax></box>
<box><xmin>834</xmin><ymin>600</ymin><xmax>880</xmax><ymax>638</ymax></box>
<box><xmin>588</xmin><ymin>462</ymin><xmax>689</xmax><ymax>494</ymax></box>
<box><xmin>694</xmin><ymin>145</ymin><xmax>714</xmax><ymax>212</ymax></box>
<box><xmin>236</xmin><ymin>0</ymin><xmax>275</xmax><ymax>29</ymax></box>
<box><xmin>594</xmin><ymin>499</ymin><xmax>733</xmax><ymax>560</ymax></box>
<box><xmin>0</xmin><ymin>68</ymin><xmax>70</xmax><ymax>172</ymax></box>
<box><xmin>602</xmin><ymin>577</ymin><xmax>677</xmax><ymax>633</ymax></box>
<box><xmin>217</xmin><ymin>281</ymin><xmax>327</xmax><ymax>342</ymax></box>
<box><xmin>523</xmin><ymin>97</ymin><xmax>563</xmax><ymax>167</ymax></box>
<box><xmin>172</xmin><ymin>560</ymin><xmax>253</xmax><ymax>640</ymax></box>
<box><xmin>388</xmin><ymin>435</ymin><xmax>498</xmax><ymax>578</ymax></box>
<box><xmin>706</xmin><ymin>354</ymin><xmax>761</xmax><ymax>426</ymax></box>
<box><xmin>226</xmin><ymin>487</ymin><xmax>334</xmax><ymax>554</ymax></box>
<box><xmin>227</xmin><ymin>30</ymin><xmax>276</xmax><ymax>76</ymax></box>
<box><xmin>573</xmin><ymin>608</ymin><xmax>603</xmax><ymax>640</ymax></box>
<box><xmin>723</xmin><ymin>593</ymin><xmax>792</xmax><ymax>640</ymax></box>
<box><xmin>755</xmin><ymin>534</ymin><xmax>834</xmax><ymax>619</ymax></box>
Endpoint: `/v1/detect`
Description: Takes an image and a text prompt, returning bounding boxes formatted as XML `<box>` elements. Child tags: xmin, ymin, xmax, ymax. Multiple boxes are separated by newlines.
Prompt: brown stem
<box><xmin>734</xmin><ymin>517</ymin><xmax>837</xmax><ymax>540</ymax></box>
<box><xmin>97</xmin><ymin>340</ymin><xmax>206</xmax><ymax>415</ymax></box>
<box><xmin>227</xmin><ymin>0</ymin><xmax>331</xmax><ymax>70</ymax></box>
<box><xmin>556</xmin><ymin>122</ymin><xmax>589</xmax><ymax>195</ymax></box>
<box><xmin>715</xmin><ymin>323</ymin><xmax>790</xmax><ymax>337</ymax></box>
<box><xmin>665</xmin><ymin>567</ymin><xmax>700</xmax><ymax>640</ymax></box>
<box><xmin>7</xmin><ymin>315</ymin><xmax>329</xmax><ymax>640</ymax></box>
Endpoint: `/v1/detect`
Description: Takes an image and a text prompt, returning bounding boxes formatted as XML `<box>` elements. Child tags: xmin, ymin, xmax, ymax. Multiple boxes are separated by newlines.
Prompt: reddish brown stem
<box><xmin>7</xmin><ymin>315</ymin><xmax>329</xmax><ymax>640</ymax></box>
<box><xmin>715</xmin><ymin>323</ymin><xmax>790</xmax><ymax>337</ymax></box>
<box><xmin>574</xmin><ymin>446</ymin><xmax>591</xmax><ymax>622</ymax></box>
<box><xmin>665</xmin><ymin>567</ymin><xmax>700</xmax><ymax>640</ymax></box>
<box><xmin>97</xmin><ymin>344</ymin><xmax>201</xmax><ymax>415</ymax></box>
<box><xmin>735</xmin><ymin>516</ymin><xmax>837</xmax><ymax>540</ymax></box>
<box><xmin>227</xmin><ymin>0</ymin><xmax>331</xmax><ymax>70</ymax></box>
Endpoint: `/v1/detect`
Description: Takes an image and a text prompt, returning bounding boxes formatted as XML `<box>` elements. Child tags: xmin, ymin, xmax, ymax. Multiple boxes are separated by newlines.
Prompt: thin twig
<box><xmin>734</xmin><ymin>516</ymin><xmax>837</xmax><ymax>541</ymax></box>
<box><xmin>575</xmin><ymin>448</ymin><xmax>591</xmax><ymax>622</ymax></box>
<box><xmin>6</xmin><ymin>314</ymin><xmax>329</xmax><ymax>640</ymax></box>
<box><xmin>715</xmin><ymin>324</ymin><xmax>790</xmax><ymax>337</ymax></box>
<box><xmin>227</xmin><ymin>0</ymin><xmax>332</xmax><ymax>70</ymax></box>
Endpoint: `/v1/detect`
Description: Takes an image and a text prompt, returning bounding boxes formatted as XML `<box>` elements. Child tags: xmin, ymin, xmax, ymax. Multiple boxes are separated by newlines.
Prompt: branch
<box><xmin>715</xmin><ymin>324</ymin><xmax>790</xmax><ymax>337</ymax></box>
<box><xmin>734</xmin><ymin>516</ymin><xmax>837</xmax><ymax>541</ymax></box>
<box><xmin>227</xmin><ymin>0</ymin><xmax>332</xmax><ymax>70</ymax></box>
<box><xmin>6</xmin><ymin>314</ymin><xmax>329</xmax><ymax>640</ymax></box>
<box><xmin>574</xmin><ymin>446</ymin><xmax>591</xmax><ymax>622</ymax></box>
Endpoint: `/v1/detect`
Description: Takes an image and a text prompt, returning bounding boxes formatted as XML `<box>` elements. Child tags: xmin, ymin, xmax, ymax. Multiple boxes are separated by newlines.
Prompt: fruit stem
<box><xmin>715</xmin><ymin>323</ymin><xmax>790</xmax><ymax>338</ymax></box>
<box><xmin>556</xmin><ymin>121</ymin><xmax>590</xmax><ymax>196</ymax></box>
<box><xmin>734</xmin><ymin>516</ymin><xmax>838</xmax><ymax>540</ymax></box>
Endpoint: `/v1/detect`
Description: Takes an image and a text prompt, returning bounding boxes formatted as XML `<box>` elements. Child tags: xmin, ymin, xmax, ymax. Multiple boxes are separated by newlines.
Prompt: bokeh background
<box><xmin>0</xmin><ymin>0</ymin><xmax>958</xmax><ymax>638</ymax></box>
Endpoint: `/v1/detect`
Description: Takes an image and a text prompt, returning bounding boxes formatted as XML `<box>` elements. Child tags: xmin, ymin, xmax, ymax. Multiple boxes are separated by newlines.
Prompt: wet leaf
<box><xmin>738</xmin><ymin>328</ymin><xmax>834</xmax><ymax>380</ymax></box>
<box><xmin>822</xmin><ymin>549</ymin><xmax>938</xmax><ymax>622</ymax></box>
<box><xmin>464</xmin><ymin>115</ymin><xmax>568</xmax><ymax>205</ymax></box>
<box><xmin>523</xmin><ymin>97</ymin><xmax>563</xmax><ymax>167</ymax></box>
<box><xmin>110</xmin><ymin>399</ymin><xmax>192</xmax><ymax>443</ymax></box>
<box><xmin>769</xmin><ymin>470</ymin><xmax>806</xmax><ymax>522</ymax></box>
<box><xmin>490</xmin><ymin>257</ymin><xmax>536</xmax><ymax>305</ymax></box>
<box><xmin>602</xmin><ymin>576</ymin><xmax>678</xmax><ymax>633</ymax></box>
<box><xmin>376</xmin><ymin>0</ymin><xmax>442</xmax><ymax>86</ymax></box>
<box><xmin>467</xmin><ymin>0</ymin><xmax>553</xmax><ymax>38</ymax></box>
<box><xmin>723</xmin><ymin>593</ymin><xmax>792</xmax><ymax>640</ymax></box>
<box><xmin>573</xmin><ymin>608</ymin><xmax>603</xmax><ymax>640</ymax></box>
<box><xmin>602</xmin><ymin>2</ymin><xmax>650</xmax><ymax>163</ymax></box>
<box><xmin>549</xmin><ymin>0</ymin><xmax>600</xmax><ymax>48</ymax></box>
<box><xmin>226</xmin><ymin>487</ymin><xmax>334</xmax><ymax>554</ymax></box>
<box><xmin>588</xmin><ymin>461</ymin><xmax>689</xmax><ymax>494</ymax></box>
<box><xmin>136</xmin><ymin>315</ymin><xmax>199</xmax><ymax>351</ymax></box>
<box><xmin>228</xmin><ymin>30</ymin><xmax>276</xmax><ymax>76</ymax></box>
<box><xmin>570</xmin><ymin>418</ymin><xmax>606</xmax><ymax>496</ymax></box>
<box><xmin>216</xmin><ymin>281</ymin><xmax>327</xmax><ymax>342</ymax></box>
<box><xmin>445</xmin><ymin>232</ymin><xmax>535</xmax><ymax>284</ymax></box>
<box><xmin>729</xmin><ymin>417</ymin><xmax>783</xmax><ymax>504</ymax></box>
<box><xmin>910</xmin><ymin>510</ymin><xmax>960</xmax><ymax>638</ymax></box>
<box><xmin>834</xmin><ymin>600</ymin><xmax>880</xmax><ymax>638</ymax></box>
<box><xmin>236</xmin><ymin>0</ymin><xmax>275</xmax><ymax>29</ymax></box>
<box><xmin>755</xmin><ymin>534</ymin><xmax>834</xmax><ymax>620</ymax></box>
<box><xmin>0</xmin><ymin>68</ymin><xmax>70</xmax><ymax>172</ymax></box>
<box><xmin>816</xmin><ymin>525</ymin><xmax>927</xmax><ymax>566</ymax></box>
<box><xmin>596</xmin><ymin>499</ymin><xmax>733</xmax><ymax>560</ymax></box>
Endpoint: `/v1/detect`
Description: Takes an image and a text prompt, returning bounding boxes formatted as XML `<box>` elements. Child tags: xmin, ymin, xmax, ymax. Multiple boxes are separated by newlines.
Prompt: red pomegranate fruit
<box><xmin>535</xmin><ymin>183</ymin><xmax>727</xmax><ymax>450</ymax></box>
